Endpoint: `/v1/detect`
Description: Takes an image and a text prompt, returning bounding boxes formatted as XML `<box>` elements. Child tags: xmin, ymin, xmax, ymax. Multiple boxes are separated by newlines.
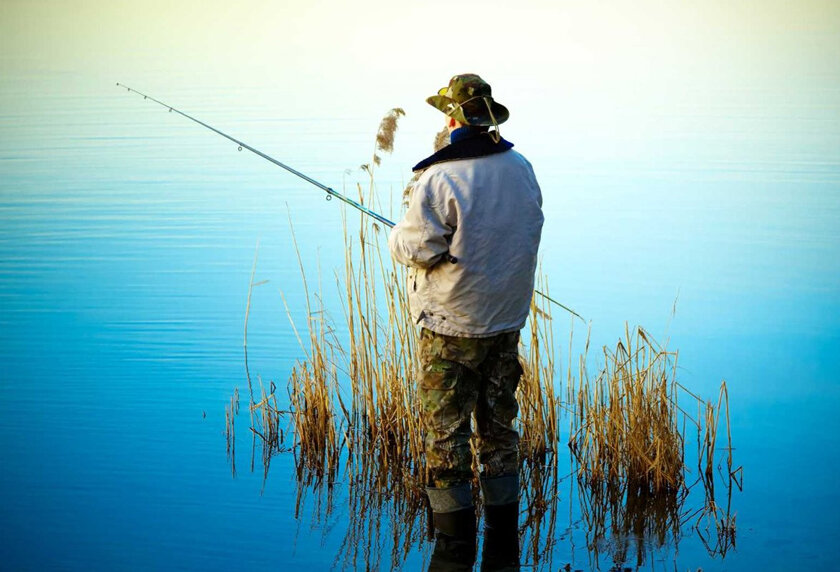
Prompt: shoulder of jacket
<box><xmin>501</xmin><ymin>148</ymin><xmax>530</xmax><ymax>164</ymax></box>
<box><xmin>410</xmin><ymin>166</ymin><xmax>454</xmax><ymax>207</ymax></box>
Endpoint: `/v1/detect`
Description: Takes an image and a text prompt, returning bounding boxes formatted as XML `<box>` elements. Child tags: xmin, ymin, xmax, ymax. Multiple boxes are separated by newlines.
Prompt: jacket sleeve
<box><xmin>388</xmin><ymin>170</ymin><xmax>454</xmax><ymax>269</ymax></box>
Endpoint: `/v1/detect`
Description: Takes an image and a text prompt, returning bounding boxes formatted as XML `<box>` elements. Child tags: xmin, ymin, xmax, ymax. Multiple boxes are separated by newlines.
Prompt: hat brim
<box><xmin>426</xmin><ymin>94</ymin><xmax>509</xmax><ymax>127</ymax></box>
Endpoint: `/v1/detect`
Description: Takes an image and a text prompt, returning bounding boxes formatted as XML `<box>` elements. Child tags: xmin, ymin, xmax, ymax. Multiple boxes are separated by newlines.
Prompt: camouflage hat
<box><xmin>426</xmin><ymin>74</ymin><xmax>510</xmax><ymax>127</ymax></box>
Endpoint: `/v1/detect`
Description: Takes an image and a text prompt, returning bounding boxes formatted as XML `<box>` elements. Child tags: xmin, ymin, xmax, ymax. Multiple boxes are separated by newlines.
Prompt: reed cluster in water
<box><xmin>568</xmin><ymin>326</ymin><xmax>684</xmax><ymax>494</ymax></box>
<box><xmin>566</xmin><ymin>328</ymin><xmax>740</xmax><ymax>567</ymax></box>
<box><xmin>226</xmin><ymin>108</ymin><xmax>741</xmax><ymax>570</ymax></box>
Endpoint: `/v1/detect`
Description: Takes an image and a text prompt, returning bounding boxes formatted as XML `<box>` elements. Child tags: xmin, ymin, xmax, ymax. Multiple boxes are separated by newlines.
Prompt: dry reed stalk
<box><xmin>518</xmin><ymin>270</ymin><xmax>562</xmax><ymax>463</ymax></box>
<box><xmin>243</xmin><ymin>241</ymin><xmax>269</xmax><ymax>409</ymax></box>
<box><xmin>247</xmin><ymin>376</ymin><xmax>291</xmax><ymax>486</ymax></box>
<box><xmin>284</xmin><ymin>278</ymin><xmax>343</xmax><ymax>485</ymax></box>
<box><xmin>340</xmin><ymin>185</ymin><xmax>425</xmax><ymax>497</ymax></box>
<box><xmin>287</xmin><ymin>183</ymin><xmax>426</xmax><ymax>571</ymax></box>
<box><xmin>243</xmin><ymin>240</ymin><xmax>259</xmax><ymax>350</ymax></box>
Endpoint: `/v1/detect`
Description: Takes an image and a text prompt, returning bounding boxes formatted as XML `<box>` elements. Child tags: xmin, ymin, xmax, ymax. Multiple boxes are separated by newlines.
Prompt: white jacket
<box><xmin>388</xmin><ymin>149</ymin><xmax>544</xmax><ymax>337</ymax></box>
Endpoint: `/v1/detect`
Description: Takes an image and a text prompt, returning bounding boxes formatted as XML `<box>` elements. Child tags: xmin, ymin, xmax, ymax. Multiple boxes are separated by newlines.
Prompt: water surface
<box><xmin>1</xmin><ymin>56</ymin><xmax>839</xmax><ymax>571</ymax></box>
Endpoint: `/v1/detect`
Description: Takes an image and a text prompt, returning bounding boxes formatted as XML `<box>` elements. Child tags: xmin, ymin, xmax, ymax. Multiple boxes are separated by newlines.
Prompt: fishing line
<box><xmin>116</xmin><ymin>83</ymin><xmax>584</xmax><ymax>322</ymax></box>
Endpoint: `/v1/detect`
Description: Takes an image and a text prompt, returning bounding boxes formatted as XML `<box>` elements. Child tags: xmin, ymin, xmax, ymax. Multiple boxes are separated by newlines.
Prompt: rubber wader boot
<box><xmin>480</xmin><ymin>502</ymin><xmax>519</xmax><ymax>571</ymax></box>
<box><xmin>428</xmin><ymin>507</ymin><xmax>478</xmax><ymax>571</ymax></box>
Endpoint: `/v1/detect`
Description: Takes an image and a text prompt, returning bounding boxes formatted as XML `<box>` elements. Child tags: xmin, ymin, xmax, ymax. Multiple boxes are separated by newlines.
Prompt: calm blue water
<box><xmin>1</xmin><ymin>70</ymin><xmax>839</xmax><ymax>571</ymax></box>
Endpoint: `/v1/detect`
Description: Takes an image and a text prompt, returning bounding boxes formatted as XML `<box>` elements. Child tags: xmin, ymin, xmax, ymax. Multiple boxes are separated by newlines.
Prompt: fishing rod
<box><xmin>116</xmin><ymin>83</ymin><xmax>394</xmax><ymax>228</ymax></box>
<box><xmin>116</xmin><ymin>83</ymin><xmax>584</xmax><ymax>322</ymax></box>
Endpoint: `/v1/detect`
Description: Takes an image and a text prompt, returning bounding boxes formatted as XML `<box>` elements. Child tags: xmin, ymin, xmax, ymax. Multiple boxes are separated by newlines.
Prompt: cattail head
<box><xmin>374</xmin><ymin>108</ymin><xmax>405</xmax><ymax>161</ymax></box>
<box><xmin>433</xmin><ymin>127</ymin><xmax>449</xmax><ymax>152</ymax></box>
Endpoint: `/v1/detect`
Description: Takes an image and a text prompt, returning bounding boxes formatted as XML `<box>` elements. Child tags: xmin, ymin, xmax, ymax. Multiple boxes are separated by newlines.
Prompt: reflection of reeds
<box><xmin>694</xmin><ymin>380</ymin><xmax>739</xmax><ymax>558</ymax></box>
<box><xmin>576</xmin><ymin>465</ymin><xmax>685</xmax><ymax>568</ymax></box>
<box><xmin>225</xmin><ymin>387</ymin><xmax>239</xmax><ymax>477</ymax></box>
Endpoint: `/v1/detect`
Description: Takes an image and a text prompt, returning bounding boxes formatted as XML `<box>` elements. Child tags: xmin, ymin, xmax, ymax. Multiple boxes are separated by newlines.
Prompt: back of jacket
<box><xmin>388</xmin><ymin>149</ymin><xmax>544</xmax><ymax>337</ymax></box>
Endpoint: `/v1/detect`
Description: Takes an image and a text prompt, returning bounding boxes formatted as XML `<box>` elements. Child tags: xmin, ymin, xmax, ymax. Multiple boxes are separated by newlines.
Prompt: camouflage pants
<box><xmin>418</xmin><ymin>327</ymin><xmax>522</xmax><ymax>488</ymax></box>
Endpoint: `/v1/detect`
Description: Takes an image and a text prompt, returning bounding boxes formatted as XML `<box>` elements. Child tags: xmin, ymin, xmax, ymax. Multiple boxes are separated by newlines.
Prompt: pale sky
<box><xmin>2</xmin><ymin>0</ymin><xmax>838</xmax><ymax>117</ymax></box>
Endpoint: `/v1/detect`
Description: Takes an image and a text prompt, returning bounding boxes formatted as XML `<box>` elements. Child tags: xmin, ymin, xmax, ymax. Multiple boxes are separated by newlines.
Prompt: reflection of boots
<box><xmin>478</xmin><ymin>474</ymin><xmax>520</xmax><ymax>571</ymax></box>
<box><xmin>480</xmin><ymin>503</ymin><xmax>519</xmax><ymax>571</ymax></box>
<box><xmin>428</xmin><ymin>508</ymin><xmax>477</xmax><ymax>572</ymax></box>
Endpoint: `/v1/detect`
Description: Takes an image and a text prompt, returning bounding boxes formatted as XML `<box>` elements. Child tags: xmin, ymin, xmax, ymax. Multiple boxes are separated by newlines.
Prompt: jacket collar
<box><xmin>412</xmin><ymin>128</ymin><xmax>513</xmax><ymax>172</ymax></box>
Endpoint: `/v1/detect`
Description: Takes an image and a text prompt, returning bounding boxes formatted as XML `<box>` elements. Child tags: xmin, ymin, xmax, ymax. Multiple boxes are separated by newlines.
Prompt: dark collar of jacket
<box><xmin>412</xmin><ymin>127</ymin><xmax>514</xmax><ymax>172</ymax></box>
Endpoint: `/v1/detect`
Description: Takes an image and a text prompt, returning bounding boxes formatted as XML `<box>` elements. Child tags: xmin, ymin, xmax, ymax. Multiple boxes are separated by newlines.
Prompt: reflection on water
<box><xmin>227</xmin><ymin>390</ymin><xmax>741</xmax><ymax>571</ymax></box>
<box><xmin>570</xmin><ymin>390</ymin><xmax>741</xmax><ymax>569</ymax></box>
<box><xmin>578</xmin><ymin>475</ymin><xmax>683</xmax><ymax>568</ymax></box>
<box><xmin>226</xmin><ymin>270</ymin><xmax>742</xmax><ymax>570</ymax></box>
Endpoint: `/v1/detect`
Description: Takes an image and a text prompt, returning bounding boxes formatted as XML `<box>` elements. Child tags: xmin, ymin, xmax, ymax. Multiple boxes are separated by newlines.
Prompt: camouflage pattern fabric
<box><xmin>418</xmin><ymin>327</ymin><xmax>523</xmax><ymax>488</ymax></box>
<box><xmin>426</xmin><ymin>73</ymin><xmax>510</xmax><ymax>127</ymax></box>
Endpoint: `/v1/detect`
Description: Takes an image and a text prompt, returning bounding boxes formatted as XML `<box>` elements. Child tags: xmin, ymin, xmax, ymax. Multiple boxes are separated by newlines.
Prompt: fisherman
<box><xmin>388</xmin><ymin>74</ymin><xmax>544</xmax><ymax>567</ymax></box>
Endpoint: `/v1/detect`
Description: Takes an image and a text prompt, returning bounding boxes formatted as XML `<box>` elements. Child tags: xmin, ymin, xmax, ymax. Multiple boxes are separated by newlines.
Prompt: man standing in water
<box><xmin>389</xmin><ymin>74</ymin><xmax>544</xmax><ymax>566</ymax></box>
